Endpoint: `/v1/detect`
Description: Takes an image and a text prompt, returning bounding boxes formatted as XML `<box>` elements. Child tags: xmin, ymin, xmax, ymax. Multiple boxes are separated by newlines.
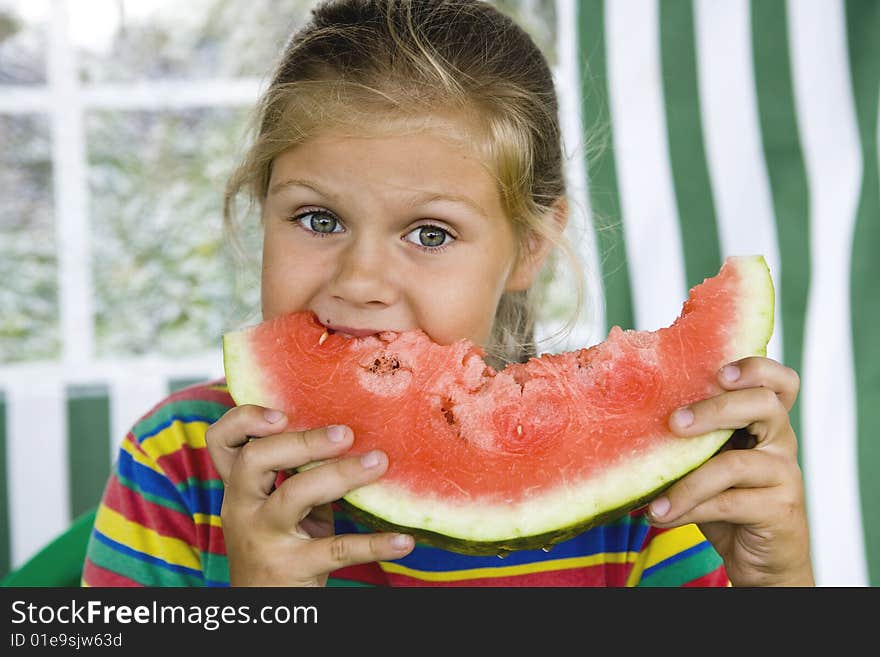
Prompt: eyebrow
<box><xmin>267</xmin><ymin>178</ymin><xmax>488</xmax><ymax>218</ymax></box>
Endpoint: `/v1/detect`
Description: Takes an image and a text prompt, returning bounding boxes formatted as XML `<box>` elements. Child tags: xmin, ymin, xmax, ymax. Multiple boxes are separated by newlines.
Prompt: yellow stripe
<box><xmin>140</xmin><ymin>420</ymin><xmax>210</xmax><ymax>459</ymax></box>
<box><xmin>95</xmin><ymin>505</ymin><xmax>201</xmax><ymax>571</ymax></box>
<box><xmin>380</xmin><ymin>551</ymin><xmax>636</xmax><ymax>582</ymax></box>
<box><xmin>194</xmin><ymin>513</ymin><xmax>222</xmax><ymax>528</ymax></box>
<box><xmin>626</xmin><ymin>524</ymin><xmax>709</xmax><ymax>586</ymax></box>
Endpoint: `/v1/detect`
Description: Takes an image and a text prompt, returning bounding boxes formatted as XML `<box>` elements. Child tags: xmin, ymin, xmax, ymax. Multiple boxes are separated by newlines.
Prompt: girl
<box><xmin>82</xmin><ymin>0</ymin><xmax>813</xmax><ymax>587</ymax></box>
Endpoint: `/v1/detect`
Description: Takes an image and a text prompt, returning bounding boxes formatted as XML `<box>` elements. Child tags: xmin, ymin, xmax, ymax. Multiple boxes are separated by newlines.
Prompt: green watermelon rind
<box><xmin>223</xmin><ymin>255</ymin><xmax>775</xmax><ymax>556</ymax></box>
<box><xmin>339</xmin><ymin>429</ymin><xmax>734</xmax><ymax>555</ymax></box>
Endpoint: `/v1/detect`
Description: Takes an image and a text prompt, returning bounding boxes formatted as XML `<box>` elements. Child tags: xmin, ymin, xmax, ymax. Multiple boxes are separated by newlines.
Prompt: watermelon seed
<box><xmin>516</xmin><ymin>424</ymin><xmax>523</xmax><ymax>436</ymax></box>
<box><xmin>318</xmin><ymin>331</ymin><xmax>329</xmax><ymax>346</ymax></box>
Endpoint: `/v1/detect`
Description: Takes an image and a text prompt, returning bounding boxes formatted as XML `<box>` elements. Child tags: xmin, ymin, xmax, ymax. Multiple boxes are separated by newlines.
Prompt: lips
<box><xmin>321</xmin><ymin>324</ymin><xmax>381</xmax><ymax>338</ymax></box>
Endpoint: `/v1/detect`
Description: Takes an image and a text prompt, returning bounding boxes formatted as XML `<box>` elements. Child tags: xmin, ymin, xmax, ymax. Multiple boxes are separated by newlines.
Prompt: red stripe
<box><xmin>155</xmin><ymin>444</ymin><xmax>220</xmax><ymax>490</ymax></box>
<box><xmin>330</xmin><ymin>563</ymin><xmax>388</xmax><ymax>586</ymax></box>
<box><xmin>384</xmin><ymin>562</ymin><xmax>632</xmax><ymax>587</ymax></box>
<box><xmin>82</xmin><ymin>559</ymin><xmax>143</xmax><ymax>587</ymax></box>
<box><xmin>165</xmin><ymin>378</ymin><xmax>231</xmax><ymax>405</ymax></box>
<box><xmin>102</xmin><ymin>476</ymin><xmax>199</xmax><ymax>549</ymax></box>
<box><xmin>195</xmin><ymin>520</ymin><xmax>227</xmax><ymax>556</ymax></box>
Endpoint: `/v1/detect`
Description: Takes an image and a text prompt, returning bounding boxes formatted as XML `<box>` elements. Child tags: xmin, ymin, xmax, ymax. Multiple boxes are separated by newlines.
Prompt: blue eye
<box><xmin>404</xmin><ymin>225</ymin><xmax>454</xmax><ymax>249</ymax></box>
<box><xmin>294</xmin><ymin>210</ymin><xmax>343</xmax><ymax>235</ymax></box>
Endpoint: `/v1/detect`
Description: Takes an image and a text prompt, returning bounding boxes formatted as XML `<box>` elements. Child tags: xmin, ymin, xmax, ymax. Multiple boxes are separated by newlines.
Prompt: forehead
<box><xmin>268</xmin><ymin>117</ymin><xmax>502</xmax><ymax>206</ymax></box>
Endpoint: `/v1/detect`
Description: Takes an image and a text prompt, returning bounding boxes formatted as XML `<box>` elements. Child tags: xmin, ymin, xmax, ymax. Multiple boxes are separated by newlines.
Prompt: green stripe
<box><xmin>175</xmin><ymin>475</ymin><xmax>224</xmax><ymax>494</ymax></box>
<box><xmin>751</xmin><ymin>0</ymin><xmax>810</xmax><ymax>452</ymax></box>
<box><xmin>659</xmin><ymin>0</ymin><xmax>723</xmax><ymax>287</ymax></box>
<box><xmin>131</xmin><ymin>399</ymin><xmax>230</xmax><ymax>440</ymax></box>
<box><xmin>0</xmin><ymin>391</ymin><xmax>9</xmax><ymax>580</ymax></box>
<box><xmin>846</xmin><ymin>0</ymin><xmax>880</xmax><ymax>587</ymax></box>
<box><xmin>578</xmin><ymin>0</ymin><xmax>635</xmax><ymax>333</ymax></box>
<box><xmin>636</xmin><ymin>545</ymin><xmax>723</xmax><ymax>587</ymax></box>
<box><xmin>327</xmin><ymin>577</ymin><xmax>375</xmax><ymax>587</ymax></box>
<box><xmin>67</xmin><ymin>384</ymin><xmax>112</xmax><ymax>518</ymax></box>
<box><xmin>86</xmin><ymin>534</ymin><xmax>204</xmax><ymax>586</ymax></box>
<box><xmin>201</xmin><ymin>550</ymin><xmax>229</xmax><ymax>584</ymax></box>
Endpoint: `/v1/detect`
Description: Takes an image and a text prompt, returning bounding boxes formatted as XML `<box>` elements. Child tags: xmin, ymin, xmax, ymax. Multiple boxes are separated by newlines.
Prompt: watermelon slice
<box><xmin>223</xmin><ymin>255</ymin><xmax>774</xmax><ymax>555</ymax></box>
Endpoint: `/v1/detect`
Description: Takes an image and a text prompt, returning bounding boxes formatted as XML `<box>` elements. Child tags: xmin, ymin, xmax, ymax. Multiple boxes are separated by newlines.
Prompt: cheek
<box><xmin>260</xmin><ymin>229</ymin><xmax>312</xmax><ymax>319</ymax></box>
<box><xmin>416</xmin><ymin>271</ymin><xmax>506</xmax><ymax>346</ymax></box>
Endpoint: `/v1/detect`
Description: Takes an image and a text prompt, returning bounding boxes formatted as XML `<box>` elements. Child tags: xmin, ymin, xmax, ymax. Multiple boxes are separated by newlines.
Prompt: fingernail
<box><xmin>649</xmin><ymin>496</ymin><xmax>670</xmax><ymax>520</ymax></box>
<box><xmin>672</xmin><ymin>407</ymin><xmax>694</xmax><ymax>428</ymax></box>
<box><xmin>360</xmin><ymin>450</ymin><xmax>381</xmax><ymax>468</ymax></box>
<box><xmin>721</xmin><ymin>365</ymin><xmax>741</xmax><ymax>382</ymax></box>
<box><xmin>391</xmin><ymin>534</ymin><xmax>413</xmax><ymax>550</ymax></box>
<box><xmin>327</xmin><ymin>425</ymin><xmax>348</xmax><ymax>443</ymax></box>
<box><xmin>264</xmin><ymin>408</ymin><xmax>285</xmax><ymax>423</ymax></box>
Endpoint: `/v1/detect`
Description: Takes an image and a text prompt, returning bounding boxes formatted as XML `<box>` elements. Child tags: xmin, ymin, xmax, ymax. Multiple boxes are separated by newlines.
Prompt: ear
<box><xmin>504</xmin><ymin>198</ymin><xmax>569</xmax><ymax>292</ymax></box>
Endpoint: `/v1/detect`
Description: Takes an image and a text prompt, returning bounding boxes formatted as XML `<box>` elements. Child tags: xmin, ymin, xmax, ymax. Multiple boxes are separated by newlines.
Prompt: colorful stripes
<box><xmin>82</xmin><ymin>381</ymin><xmax>231</xmax><ymax>587</ymax></box>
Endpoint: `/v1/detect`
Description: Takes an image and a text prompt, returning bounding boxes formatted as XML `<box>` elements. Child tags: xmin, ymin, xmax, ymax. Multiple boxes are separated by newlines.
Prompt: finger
<box><xmin>227</xmin><ymin>425</ymin><xmax>354</xmax><ymax>500</ymax></box>
<box><xmin>669</xmin><ymin>387</ymin><xmax>792</xmax><ymax>449</ymax></box>
<box><xmin>649</xmin><ymin>487</ymin><xmax>776</xmax><ymax>528</ymax></box>
<box><xmin>298</xmin><ymin>532</ymin><xmax>415</xmax><ymax>573</ymax></box>
<box><xmin>646</xmin><ymin>448</ymin><xmax>788</xmax><ymax>525</ymax></box>
<box><xmin>717</xmin><ymin>357</ymin><xmax>800</xmax><ymax>411</ymax></box>
<box><xmin>263</xmin><ymin>449</ymin><xmax>389</xmax><ymax>529</ymax></box>
<box><xmin>205</xmin><ymin>404</ymin><xmax>289</xmax><ymax>483</ymax></box>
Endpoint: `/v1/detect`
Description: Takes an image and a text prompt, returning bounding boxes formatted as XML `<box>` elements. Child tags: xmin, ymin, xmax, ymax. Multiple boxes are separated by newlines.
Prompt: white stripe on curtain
<box><xmin>606</xmin><ymin>0</ymin><xmax>687</xmax><ymax>332</ymax></box>
<box><xmin>694</xmin><ymin>0</ymin><xmax>783</xmax><ymax>364</ymax></box>
<box><xmin>7</xmin><ymin>382</ymin><xmax>69</xmax><ymax>568</ymax></box>
<box><xmin>789</xmin><ymin>0</ymin><xmax>867</xmax><ymax>586</ymax></box>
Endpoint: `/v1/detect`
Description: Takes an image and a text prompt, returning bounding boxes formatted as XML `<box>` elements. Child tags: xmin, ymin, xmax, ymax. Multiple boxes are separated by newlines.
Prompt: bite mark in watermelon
<box><xmin>222</xmin><ymin>255</ymin><xmax>774</xmax><ymax>555</ymax></box>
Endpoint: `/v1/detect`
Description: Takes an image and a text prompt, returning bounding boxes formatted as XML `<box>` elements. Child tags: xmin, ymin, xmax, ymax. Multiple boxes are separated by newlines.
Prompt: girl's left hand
<box><xmin>647</xmin><ymin>356</ymin><xmax>814</xmax><ymax>586</ymax></box>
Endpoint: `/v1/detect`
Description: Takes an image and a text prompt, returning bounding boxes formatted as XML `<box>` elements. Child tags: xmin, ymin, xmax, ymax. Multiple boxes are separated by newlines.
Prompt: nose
<box><xmin>330</xmin><ymin>236</ymin><xmax>398</xmax><ymax>307</ymax></box>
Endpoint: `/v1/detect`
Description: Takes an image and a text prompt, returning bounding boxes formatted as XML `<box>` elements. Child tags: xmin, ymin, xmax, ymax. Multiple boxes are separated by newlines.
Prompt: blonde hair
<box><xmin>224</xmin><ymin>0</ymin><xmax>583</xmax><ymax>366</ymax></box>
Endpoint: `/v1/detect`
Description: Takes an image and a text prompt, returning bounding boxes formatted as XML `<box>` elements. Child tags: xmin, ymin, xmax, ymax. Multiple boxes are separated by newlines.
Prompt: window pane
<box><xmin>0</xmin><ymin>0</ymin><xmax>49</xmax><ymax>85</ymax></box>
<box><xmin>74</xmin><ymin>0</ymin><xmax>314</xmax><ymax>83</ymax></box>
<box><xmin>0</xmin><ymin>113</ymin><xmax>58</xmax><ymax>362</ymax></box>
<box><xmin>88</xmin><ymin>107</ymin><xmax>261</xmax><ymax>357</ymax></box>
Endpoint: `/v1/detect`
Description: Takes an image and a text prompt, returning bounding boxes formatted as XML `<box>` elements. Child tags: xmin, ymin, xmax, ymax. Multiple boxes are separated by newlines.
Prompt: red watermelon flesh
<box><xmin>223</xmin><ymin>255</ymin><xmax>774</xmax><ymax>554</ymax></box>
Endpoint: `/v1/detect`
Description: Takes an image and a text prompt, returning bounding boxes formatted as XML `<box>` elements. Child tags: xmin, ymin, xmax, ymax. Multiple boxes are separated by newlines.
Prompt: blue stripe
<box><xmin>92</xmin><ymin>529</ymin><xmax>203</xmax><ymax>579</ymax></box>
<box><xmin>640</xmin><ymin>539</ymin><xmax>713</xmax><ymax>579</ymax></box>
<box><xmin>179</xmin><ymin>483</ymin><xmax>224</xmax><ymax>518</ymax></box>
<box><xmin>117</xmin><ymin>450</ymin><xmax>188</xmax><ymax>508</ymax></box>
<box><xmin>118</xmin><ymin>439</ymin><xmax>224</xmax><ymax>517</ymax></box>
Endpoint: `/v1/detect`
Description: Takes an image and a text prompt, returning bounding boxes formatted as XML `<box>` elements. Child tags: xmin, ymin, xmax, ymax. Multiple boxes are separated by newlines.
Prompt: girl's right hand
<box><xmin>205</xmin><ymin>404</ymin><xmax>415</xmax><ymax>586</ymax></box>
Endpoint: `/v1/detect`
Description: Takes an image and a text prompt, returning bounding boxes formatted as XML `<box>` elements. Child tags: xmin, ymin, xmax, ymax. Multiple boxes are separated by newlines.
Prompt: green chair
<box><xmin>0</xmin><ymin>508</ymin><xmax>97</xmax><ymax>587</ymax></box>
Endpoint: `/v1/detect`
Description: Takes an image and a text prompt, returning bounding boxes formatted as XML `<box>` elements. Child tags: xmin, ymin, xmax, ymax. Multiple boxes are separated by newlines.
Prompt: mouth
<box><xmin>321</xmin><ymin>323</ymin><xmax>382</xmax><ymax>339</ymax></box>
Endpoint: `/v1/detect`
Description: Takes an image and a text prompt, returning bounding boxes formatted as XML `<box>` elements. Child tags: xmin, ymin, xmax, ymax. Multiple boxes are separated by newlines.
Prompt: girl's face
<box><xmin>260</xmin><ymin>121</ymin><xmax>539</xmax><ymax>347</ymax></box>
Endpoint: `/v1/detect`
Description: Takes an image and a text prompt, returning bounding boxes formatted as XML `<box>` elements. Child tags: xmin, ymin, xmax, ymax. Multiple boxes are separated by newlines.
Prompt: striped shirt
<box><xmin>82</xmin><ymin>380</ymin><xmax>729</xmax><ymax>587</ymax></box>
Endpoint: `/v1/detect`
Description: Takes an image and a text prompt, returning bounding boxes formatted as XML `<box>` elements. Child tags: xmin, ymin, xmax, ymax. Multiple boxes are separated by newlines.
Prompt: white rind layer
<box><xmin>346</xmin><ymin>429</ymin><xmax>732</xmax><ymax>541</ymax></box>
<box><xmin>223</xmin><ymin>330</ymin><xmax>276</xmax><ymax>410</ymax></box>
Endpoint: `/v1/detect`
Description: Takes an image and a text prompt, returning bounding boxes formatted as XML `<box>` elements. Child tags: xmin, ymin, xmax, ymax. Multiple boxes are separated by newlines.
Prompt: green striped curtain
<box><xmin>577</xmin><ymin>0</ymin><xmax>878</xmax><ymax>586</ymax></box>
